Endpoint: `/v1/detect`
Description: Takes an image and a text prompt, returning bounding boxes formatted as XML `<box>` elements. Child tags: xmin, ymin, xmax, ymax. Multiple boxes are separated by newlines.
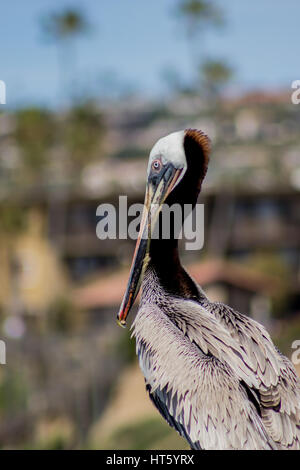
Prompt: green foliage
<box><xmin>13</xmin><ymin>102</ymin><xmax>105</xmax><ymax>180</ymax></box>
<box><xmin>174</xmin><ymin>1</ymin><xmax>228</xmax><ymax>96</ymax></box>
<box><xmin>113</xmin><ymin>328</ymin><xmax>136</xmax><ymax>364</ymax></box>
<box><xmin>176</xmin><ymin>0</ymin><xmax>224</xmax><ymax>37</ymax></box>
<box><xmin>246</xmin><ymin>252</ymin><xmax>290</xmax><ymax>288</ymax></box>
<box><xmin>245</xmin><ymin>251</ymin><xmax>291</xmax><ymax>318</ymax></box>
<box><xmin>47</xmin><ymin>297</ymin><xmax>77</xmax><ymax>333</ymax></box>
<box><xmin>37</xmin><ymin>435</ymin><xmax>67</xmax><ymax>450</ymax></box>
<box><xmin>200</xmin><ymin>59</ymin><xmax>233</xmax><ymax>96</ymax></box>
<box><xmin>0</xmin><ymin>205</ymin><xmax>26</xmax><ymax>235</ymax></box>
<box><xmin>40</xmin><ymin>8</ymin><xmax>90</xmax><ymax>42</ymax></box>
<box><xmin>15</xmin><ymin>108</ymin><xmax>55</xmax><ymax>172</ymax></box>
<box><xmin>40</xmin><ymin>8</ymin><xmax>92</xmax><ymax>101</ymax></box>
<box><xmin>0</xmin><ymin>370</ymin><xmax>28</xmax><ymax>415</ymax></box>
<box><xmin>272</xmin><ymin>317</ymin><xmax>300</xmax><ymax>357</ymax></box>
<box><xmin>112</xmin><ymin>147</ymin><xmax>145</xmax><ymax>160</ymax></box>
<box><xmin>102</xmin><ymin>417</ymin><xmax>184</xmax><ymax>450</ymax></box>
<box><xmin>63</xmin><ymin>101</ymin><xmax>104</xmax><ymax>168</ymax></box>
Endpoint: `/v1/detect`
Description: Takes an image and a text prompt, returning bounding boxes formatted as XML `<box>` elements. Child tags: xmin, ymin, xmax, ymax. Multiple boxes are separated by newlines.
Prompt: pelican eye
<box><xmin>152</xmin><ymin>159</ymin><xmax>162</xmax><ymax>172</ymax></box>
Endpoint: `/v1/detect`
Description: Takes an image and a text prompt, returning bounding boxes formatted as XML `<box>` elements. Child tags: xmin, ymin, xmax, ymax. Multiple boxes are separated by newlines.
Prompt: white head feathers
<box><xmin>148</xmin><ymin>130</ymin><xmax>186</xmax><ymax>176</ymax></box>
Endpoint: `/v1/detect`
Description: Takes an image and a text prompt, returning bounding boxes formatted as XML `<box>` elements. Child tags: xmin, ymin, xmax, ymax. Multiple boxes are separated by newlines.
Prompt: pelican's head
<box><xmin>147</xmin><ymin>129</ymin><xmax>187</xmax><ymax>188</ymax></box>
<box><xmin>117</xmin><ymin>129</ymin><xmax>210</xmax><ymax>326</ymax></box>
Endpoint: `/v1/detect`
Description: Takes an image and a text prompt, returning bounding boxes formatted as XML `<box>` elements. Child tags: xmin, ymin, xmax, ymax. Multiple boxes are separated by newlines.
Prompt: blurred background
<box><xmin>0</xmin><ymin>0</ymin><xmax>300</xmax><ymax>449</ymax></box>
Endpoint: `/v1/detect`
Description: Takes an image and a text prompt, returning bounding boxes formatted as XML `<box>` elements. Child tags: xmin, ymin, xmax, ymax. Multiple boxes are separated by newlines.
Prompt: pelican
<box><xmin>117</xmin><ymin>129</ymin><xmax>300</xmax><ymax>450</ymax></box>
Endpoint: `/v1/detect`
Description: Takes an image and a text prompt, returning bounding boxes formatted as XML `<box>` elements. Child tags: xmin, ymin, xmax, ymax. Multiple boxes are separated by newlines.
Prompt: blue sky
<box><xmin>0</xmin><ymin>0</ymin><xmax>299</xmax><ymax>108</ymax></box>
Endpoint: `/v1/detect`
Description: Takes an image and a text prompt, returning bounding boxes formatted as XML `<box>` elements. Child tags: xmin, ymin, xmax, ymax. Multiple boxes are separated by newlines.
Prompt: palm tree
<box><xmin>64</xmin><ymin>100</ymin><xmax>104</xmax><ymax>170</ymax></box>
<box><xmin>0</xmin><ymin>204</ymin><xmax>26</xmax><ymax>318</ymax></box>
<box><xmin>15</xmin><ymin>107</ymin><xmax>55</xmax><ymax>180</ymax></box>
<box><xmin>174</xmin><ymin>1</ymin><xmax>226</xmax><ymax>91</ymax></box>
<box><xmin>176</xmin><ymin>0</ymin><xmax>223</xmax><ymax>39</ymax></box>
<box><xmin>40</xmin><ymin>8</ymin><xmax>91</xmax><ymax>100</ymax></box>
<box><xmin>200</xmin><ymin>58</ymin><xmax>233</xmax><ymax>100</ymax></box>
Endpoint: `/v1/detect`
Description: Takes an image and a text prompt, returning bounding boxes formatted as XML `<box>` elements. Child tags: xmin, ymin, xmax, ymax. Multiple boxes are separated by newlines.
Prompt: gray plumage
<box><xmin>132</xmin><ymin>267</ymin><xmax>300</xmax><ymax>450</ymax></box>
<box><xmin>119</xmin><ymin>129</ymin><xmax>300</xmax><ymax>450</ymax></box>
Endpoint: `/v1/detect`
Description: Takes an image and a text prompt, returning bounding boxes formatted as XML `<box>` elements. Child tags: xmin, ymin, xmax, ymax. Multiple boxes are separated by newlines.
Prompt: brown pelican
<box><xmin>117</xmin><ymin>129</ymin><xmax>300</xmax><ymax>450</ymax></box>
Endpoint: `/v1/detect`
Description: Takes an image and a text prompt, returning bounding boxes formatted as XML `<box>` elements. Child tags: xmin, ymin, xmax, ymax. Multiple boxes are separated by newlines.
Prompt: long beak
<box><xmin>117</xmin><ymin>165</ymin><xmax>182</xmax><ymax>326</ymax></box>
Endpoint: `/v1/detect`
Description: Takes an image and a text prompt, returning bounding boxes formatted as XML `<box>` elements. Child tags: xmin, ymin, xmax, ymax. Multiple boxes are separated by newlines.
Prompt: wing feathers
<box><xmin>200</xmin><ymin>299</ymin><xmax>300</xmax><ymax>449</ymax></box>
<box><xmin>132</xmin><ymin>294</ymin><xmax>300</xmax><ymax>449</ymax></box>
<box><xmin>133</xmin><ymin>305</ymin><xmax>275</xmax><ymax>449</ymax></box>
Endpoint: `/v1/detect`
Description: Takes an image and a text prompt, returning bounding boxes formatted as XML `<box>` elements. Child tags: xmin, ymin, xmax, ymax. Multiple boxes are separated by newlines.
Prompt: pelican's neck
<box><xmin>148</xmin><ymin>233</ymin><xmax>201</xmax><ymax>301</ymax></box>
